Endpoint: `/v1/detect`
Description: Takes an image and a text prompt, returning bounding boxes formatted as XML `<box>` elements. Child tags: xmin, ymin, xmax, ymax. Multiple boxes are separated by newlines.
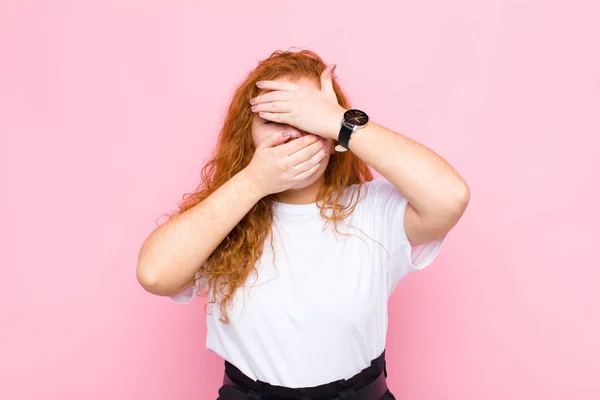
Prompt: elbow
<box><xmin>136</xmin><ymin>237</ymin><xmax>173</xmax><ymax>296</ymax></box>
<box><xmin>136</xmin><ymin>246</ymin><xmax>170</xmax><ymax>296</ymax></box>
<box><xmin>137</xmin><ymin>240</ymin><xmax>157</xmax><ymax>290</ymax></box>
<box><xmin>434</xmin><ymin>181</ymin><xmax>470</xmax><ymax>230</ymax></box>
<box><xmin>449</xmin><ymin>178</ymin><xmax>470</xmax><ymax>214</ymax></box>
<box><xmin>459</xmin><ymin>180</ymin><xmax>470</xmax><ymax>207</ymax></box>
<box><xmin>136</xmin><ymin>262</ymin><xmax>162</xmax><ymax>295</ymax></box>
<box><xmin>136</xmin><ymin>260</ymin><xmax>190</xmax><ymax>297</ymax></box>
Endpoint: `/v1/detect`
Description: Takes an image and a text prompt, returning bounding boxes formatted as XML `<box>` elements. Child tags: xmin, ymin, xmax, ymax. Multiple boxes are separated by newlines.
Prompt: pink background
<box><xmin>1</xmin><ymin>0</ymin><xmax>599</xmax><ymax>399</ymax></box>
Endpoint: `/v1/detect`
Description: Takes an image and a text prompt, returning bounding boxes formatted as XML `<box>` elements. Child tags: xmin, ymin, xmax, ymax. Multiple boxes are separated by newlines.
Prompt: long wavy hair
<box><xmin>163</xmin><ymin>49</ymin><xmax>375</xmax><ymax>323</ymax></box>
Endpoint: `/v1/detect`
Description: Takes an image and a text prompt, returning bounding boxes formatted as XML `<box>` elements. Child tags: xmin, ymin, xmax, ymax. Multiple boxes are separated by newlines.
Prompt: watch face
<box><xmin>344</xmin><ymin>109</ymin><xmax>369</xmax><ymax>126</ymax></box>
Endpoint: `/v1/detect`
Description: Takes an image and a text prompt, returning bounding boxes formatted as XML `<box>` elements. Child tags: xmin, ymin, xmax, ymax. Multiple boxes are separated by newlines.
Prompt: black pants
<box><xmin>217</xmin><ymin>350</ymin><xmax>396</xmax><ymax>399</ymax></box>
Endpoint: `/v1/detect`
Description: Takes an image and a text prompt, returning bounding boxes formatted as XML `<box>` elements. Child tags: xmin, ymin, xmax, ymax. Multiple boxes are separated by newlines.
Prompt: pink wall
<box><xmin>1</xmin><ymin>0</ymin><xmax>599</xmax><ymax>398</ymax></box>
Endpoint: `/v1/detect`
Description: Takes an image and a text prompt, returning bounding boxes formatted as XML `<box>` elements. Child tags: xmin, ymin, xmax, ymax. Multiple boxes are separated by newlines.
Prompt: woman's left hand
<box><xmin>249</xmin><ymin>64</ymin><xmax>346</xmax><ymax>140</ymax></box>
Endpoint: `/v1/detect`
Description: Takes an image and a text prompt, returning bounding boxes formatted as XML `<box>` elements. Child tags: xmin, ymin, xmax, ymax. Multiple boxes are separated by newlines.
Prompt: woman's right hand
<box><xmin>243</xmin><ymin>130</ymin><xmax>330</xmax><ymax>197</ymax></box>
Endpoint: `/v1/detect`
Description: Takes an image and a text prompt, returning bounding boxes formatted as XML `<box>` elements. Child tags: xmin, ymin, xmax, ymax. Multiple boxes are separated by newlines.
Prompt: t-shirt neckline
<box><xmin>272</xmin><ymin>200</ymin><xmax>321</xmax><ymax>215</ymax></box>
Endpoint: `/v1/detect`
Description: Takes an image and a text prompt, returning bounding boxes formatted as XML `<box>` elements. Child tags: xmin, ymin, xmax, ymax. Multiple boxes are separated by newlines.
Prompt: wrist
<box><xmin>327</xmin><ymin>107</ymin><xmax>347</xmax><ymax>140</ymax></box>
<box><xmin>237</xmin><ymin>168</ymin><xmax>269</xmax><ymax>200</ymax></box>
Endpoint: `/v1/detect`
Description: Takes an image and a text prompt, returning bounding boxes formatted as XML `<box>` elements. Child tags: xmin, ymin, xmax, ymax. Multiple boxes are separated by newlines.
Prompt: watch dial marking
<box><xmin>345</xmin><ymin>109</ymin><xmax>368</xmax><ymax>126</ymax></box>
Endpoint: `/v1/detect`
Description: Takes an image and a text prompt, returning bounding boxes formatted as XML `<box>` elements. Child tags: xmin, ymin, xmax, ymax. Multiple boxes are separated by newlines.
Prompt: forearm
<box><xmin>348</xmin><ymin>120</ymin><xmax>469</xmax><ymax>217</ymax></box>
<box><xmin>136</xmin><ymin>168</ymin><xmax>264</xmax><ymax>296</ymax></box>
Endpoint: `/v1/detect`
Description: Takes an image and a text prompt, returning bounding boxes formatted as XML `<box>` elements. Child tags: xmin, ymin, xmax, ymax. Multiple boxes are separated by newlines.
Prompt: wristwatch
<box><xmin>335</xmin><ymin>109</ymin><xmax>369</xmax><ymax>152</ymax></box>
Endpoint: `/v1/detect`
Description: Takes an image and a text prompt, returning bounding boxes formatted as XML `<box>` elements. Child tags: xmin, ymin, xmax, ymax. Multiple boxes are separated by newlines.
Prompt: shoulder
<box><xmin>332</xmin><ymin>179</ymin><xmax>405</xmax><ymax>211</ymax></box>
<box><xmin>336</xmin><ymin>179</ymin><xmax>407</xmax><ymax>224</ymax></box>
<box><xmin>358</xmin><ymin>178</ymin><xmax>407</xmax><ymax>205</ymax></box>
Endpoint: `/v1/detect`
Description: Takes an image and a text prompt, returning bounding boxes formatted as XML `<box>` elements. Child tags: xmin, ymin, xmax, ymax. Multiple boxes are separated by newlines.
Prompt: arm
<box><xmin>335</xmin><ymin>118</ymin><xmax>470</xmax><ymax>247</ymax></box>
<box><xmin>136</xmin><ymin>169</ymin><xmax>264</xmax><ymax>297</ymax></box>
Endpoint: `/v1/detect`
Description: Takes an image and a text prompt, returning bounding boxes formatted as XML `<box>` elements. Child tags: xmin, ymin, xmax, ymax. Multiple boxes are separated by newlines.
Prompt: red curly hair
<box><xmin>163</xmin><ymin>49</ymin><xmax>375</xmax><ymax>323</ymax></box>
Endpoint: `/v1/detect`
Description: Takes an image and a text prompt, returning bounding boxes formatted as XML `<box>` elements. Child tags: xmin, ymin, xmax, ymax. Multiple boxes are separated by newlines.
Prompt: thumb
<box><xmin>320</xmin><ymin>64</ymin><xmax>336</xmax><ymax>96</ymax></box>
<box><xmin>259</xmin><ymin>130</ymin><xmax>293</xmax><ymax>149</ymax></box>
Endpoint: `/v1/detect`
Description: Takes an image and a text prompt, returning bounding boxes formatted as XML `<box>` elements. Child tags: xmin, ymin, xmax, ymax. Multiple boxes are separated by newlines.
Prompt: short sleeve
<box><xmin>169</xmin><ymin>270</ymin><xmax>202</xmax><ymax>304</ymax></box>
<box><xmin>363</xmin><ymin>179</ymin><xmax>447</xmax><ymax>296</ymax></box>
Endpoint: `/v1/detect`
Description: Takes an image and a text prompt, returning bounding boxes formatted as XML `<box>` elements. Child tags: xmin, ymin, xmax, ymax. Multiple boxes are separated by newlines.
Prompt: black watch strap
<box><xmin>337</xmin><ymin>121</ymin><xmax>353</xmax><ymax>151</ymax></box>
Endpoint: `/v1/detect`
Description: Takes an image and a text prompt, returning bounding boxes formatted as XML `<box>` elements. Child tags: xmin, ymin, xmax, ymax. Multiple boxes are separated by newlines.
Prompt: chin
<box><xmin>288</xmin><ymin>179</ymin><xmax>315</xmax><ymax>190</ymax></box>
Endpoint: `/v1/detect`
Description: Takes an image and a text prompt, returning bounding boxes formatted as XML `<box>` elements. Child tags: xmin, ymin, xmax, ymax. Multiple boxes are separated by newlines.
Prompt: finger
<box><xmin>291</xmin><ymin>151</ymin><xmax>328</xmax><ymax>180</ymax></box>
<box><xmin>273</xmin><ymin>130</ymin><xmax>303</xmax><ymax>147</ymax></box>
<box><xmin>287</xmin><ymin>137</ymin><xmax>329</xmax><ymax>166</ymax></box>
<box><xmin>320</xmin><ymin>64</ymin><xmax>336</xmax><ymax>96</ymax></box>
<box><xmin>278</xmin><ymin>130</ymin><xmax>303</xmax><ymax>144</ymax></box>
<box><xmin>277</xmin><ymin>133</ymin><xmax>322</xmax><ymax>156</ymax></box>
<box><xmin>258</xmin><ymin>111</ymin><xmax>288</xmax><ymax>124</ymax></box>
<box><xmin>257</xmin><ymin>80</ymin><xmax>302</xmax><ymax>92</ymax></box>
<box><xmin>251</xmin><ymin>101</ymin><xmax>293</xmax><ymax>113</ymax></box>
<box><xmin>259</xmin><ymin>130</ymin><xmax>293</xmax><ymax>149</ymax></box>
<box><xmin>250</xmin><ymin>91</ymin><xmax>291</xmax><ymax>105</ymax></box>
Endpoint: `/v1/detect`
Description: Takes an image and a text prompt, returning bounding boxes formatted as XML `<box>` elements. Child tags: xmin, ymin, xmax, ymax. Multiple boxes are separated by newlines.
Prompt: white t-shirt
<box><xmin>169</xmin><ymin>178</ymin><xmax>446</xmax><ymax>388</ymax></box>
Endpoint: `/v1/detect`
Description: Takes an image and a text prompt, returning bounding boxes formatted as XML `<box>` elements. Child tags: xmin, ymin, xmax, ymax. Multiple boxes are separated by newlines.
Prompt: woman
<box><xmin>137</xmin><ymin>49</ymin><xmax>470</xmax><ymax>399</ymax></box>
